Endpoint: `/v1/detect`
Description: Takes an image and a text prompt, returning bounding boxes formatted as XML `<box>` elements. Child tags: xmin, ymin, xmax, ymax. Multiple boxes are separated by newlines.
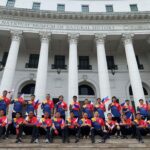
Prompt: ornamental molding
<box><xmin>122</xmin><ymin>33</ymin><xmax>134</xmax><ymax>45</ymax></box>
<box><xmin>11</xmin><ymin>30</ymin><xmax>22</xmax><ymax>41</ymax></box>
<box><xmin>95</xmin><ymin>33</ymin><xmax>106</xmax><ymax>44</ymax></box>
<box><xmin>68</xmin><ymin>33</ymin><xmax>79</xmax><ymax>44</ymax></box>
<box><xmin>39</xmin><ymin>31</ymin><xmax>51</xmax><ymax>42</ymax></box>
<box><xmin>0</xmin><ymin>6</ymin><xmax>150</xmax><ymax>23</ymax></box>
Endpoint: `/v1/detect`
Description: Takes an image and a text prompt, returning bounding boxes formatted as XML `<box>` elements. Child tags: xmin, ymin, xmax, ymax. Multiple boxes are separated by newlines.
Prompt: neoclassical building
<box><xmin>0</xmin><ymin>0</ymin><xmax>150</xmax><ymax>116</ymax></box>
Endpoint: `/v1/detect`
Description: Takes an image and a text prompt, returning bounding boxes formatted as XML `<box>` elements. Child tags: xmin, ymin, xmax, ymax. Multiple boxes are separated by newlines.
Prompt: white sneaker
<box><xmin>34</xmin><ymin>139</ymin><xmax>39</xmax><ymax>143</ymax></box>
<box><xmin>45</xmin><ymin>139</ymin><xmax>49</xmax><ymax>143</ymax></box>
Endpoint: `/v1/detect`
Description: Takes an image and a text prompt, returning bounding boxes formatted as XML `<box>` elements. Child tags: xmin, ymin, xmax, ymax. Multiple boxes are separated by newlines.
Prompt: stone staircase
<box><xmin>0</xmin><ymin>136</ymin><xmax>150</xmax><ymax>150</ymax></box>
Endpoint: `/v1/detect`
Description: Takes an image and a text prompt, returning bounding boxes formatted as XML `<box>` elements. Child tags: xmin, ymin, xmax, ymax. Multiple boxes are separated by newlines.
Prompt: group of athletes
<box><xmin>0</xmin><ymin>90</ymin><xmax>150</xmax><ymax>144</ymax></box>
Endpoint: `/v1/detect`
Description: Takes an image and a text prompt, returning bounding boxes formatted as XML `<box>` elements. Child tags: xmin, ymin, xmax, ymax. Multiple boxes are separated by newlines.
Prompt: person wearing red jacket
<box><xmin>39</xmin><ymin>112</ymin><xmax>52</xmax><ymax>143</ymax></box>
<box><xmin>91</xmin><ymin>112</ymin><xmax>108</xmax><ymax>143</ymax></box>
<box><xmin>132</xmin><ymin>112</ymin><xmax>148</xmax><ymax>143</ymax></box>
<box><xmin>66</xmin><ymin>111</ymin><xmax>80</xmax><ymax>143</ymax></box>
<box><xmin>0</xmin><ymin>110</ymin><xmax>7</xmax><ymax>139</ymax></box>
<box><xmin>41</xmin><ymin>94</ymin><xmax>54</xmax><ymax>117</ymax></box>
<box><xmin>105</xmin><ymin>113</ymin><xmax>120</xmax><ymax>138</ymax></box>
<box><xmin>24</xmin><ymin>111</ymin><xmax>39</xmax><ymax>143</ymax></box>
<box><xmin>78</xmin><ymin>113</ymin><xmax>92</xmax><ymax>139</ymax></box>
<box><xmin>0</xmin><ymin>90</ymin><xmax>11</xmax><ymax>115</ymax></box>
<box><xmin>120</xmin><ymin>114</ymin><xmax>132</xmax><ymax>139</ymax></box>
<box><xmin>13</xmin><ymin>112</ymin><xmax>24</xmax><ymax>143</ymax></box>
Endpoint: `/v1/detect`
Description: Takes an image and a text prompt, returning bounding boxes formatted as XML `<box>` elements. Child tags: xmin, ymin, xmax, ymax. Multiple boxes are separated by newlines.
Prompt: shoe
<box><xmin>15</xmin><ymin>139</ymin><xmax>20</xmax><ymax>143</ymax></box>
<box><xmin>30</xmin><ymin>139</ymin><xmax>34</xmax><ymax>143</ymax></box>
<box><xmin>98</xmin><ymin>140</ymin><xmax>105</xmax><ymax>143</ymax></box>
<box><xmin>139</xmin><ymin>139</ymin><xmax>144</xmax><ymax>144</ymax></box>
<box><xmin>34</xmin><ymin>139</ymin><xmax>39</xmax><ymax>143</ymax></box>
<box><xmin>45</xmin><ymin>139</ymin><xmax>49</xmax><ymax>143</ymax></box>
<box><xmin>75</xmin><ymin>138</ymin><xmax>79</xmax><ymax>143</ymax></box>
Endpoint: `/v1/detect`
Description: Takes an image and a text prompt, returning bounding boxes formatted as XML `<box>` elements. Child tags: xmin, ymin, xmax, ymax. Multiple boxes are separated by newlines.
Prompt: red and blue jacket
<box><xmin>41</xmin><ymin>99</ymin><xmax>54</xmax><ymax>115</ymax></box>
<box><xmin>82</xmin><ymin>104</ymin><xmax>93</xmax><ymax>119</ymax></box>
<box><xmin>109</xmin><ymin>102</ymin><xmax>121</xmax><ymax>117</ymax></box>
<box><xmin>40</xmin><ymin>117</ymin><xmax>52</xmax><ymax>127</ymax></box>
<box><xmin>137</xmin><ymin>104</ymin><xmax>148</xmax><ymax>117</ymax></box>
<box><xmin>52</xmin><ymin>117</ymin><xmax>65</xmax><ymax>129</ymax></box>
<box><xmin>94</xmin><ymin>103</ymin><xmax>106</xmax><ymax>119</ymax></box>
<box><xmin>122</xmin><ymin>104</ymin><xmax>134</xmax><ymax>120</ymax></box>
<box><xmin>91</xmin><ymin>117</ymin><xmax>105</xmax><ymax>130</ymax></box>
<box><xmin>0</xmin><ymin>96</ymin><xmax>10</xmax><ymax>114</ymax></box>
<box><xmin>70</xmin><ymin>101</ymin><xmax>80</xmax><ymax>118</ymax></box>
<box><xmin>55</xmin><ymin>101</ymin><xmax>67</xmax><ymax>117</ymax></box>
<box><xmin>11</xmin><ymin>98</ymin><xmax>24</xmax><ymax>113</ymax></box>
<box><xmin>66</xmin><ymin>117</ymin><xmax>79</xmax><ymax>129</ymax></box>
<box><xmin>0</xmin><ymin>116</ymin><xmax>7</xmax><ymax>127</ymax></box>
<box><xmin>79</xmin><ymin>118</ymin><xmax>92</xmax><ymax>127</ymax></box>
<box><xmin>13</xmin><ymin>117</ymin><xmax>24</xmax><ymax>128</ymax></box>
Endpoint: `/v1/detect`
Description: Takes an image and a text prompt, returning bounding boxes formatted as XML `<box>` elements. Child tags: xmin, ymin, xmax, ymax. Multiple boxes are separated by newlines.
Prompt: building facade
<box><xmin>0</xmin><ymin>0</ymin><xmax>150</xmax><ymax>116</ymax></box>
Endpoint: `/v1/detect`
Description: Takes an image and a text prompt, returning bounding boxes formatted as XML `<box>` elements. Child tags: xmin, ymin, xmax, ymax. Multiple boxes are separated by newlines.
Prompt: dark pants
<box><xmin>6</xmin><ymin>123</ymin><xmax>16</xmax><ymax>137</ymax></box>
<box><xmin>91</xmin><ymin>128</ymin><xmax>108</xmax><ymax>143</ymax></box>
<box><xmin>80</xmin><ymin>126</ymin><xmax>91</xmax><ymax>137</ymax></box>
<box><xmin>132</xmin><ymin>125</ymin><xmax>148</xmax><ymax>141</ymax></box>
<box><xmin>0</xmin><ymin>126</ymin><xmax>6</xmax><ymax>138</ymax></box>
<box><xmin>67</xmin><ymin>127</ymin><xmax>80</xmax><ymax>140</ymax></box>
<box><xmin>106</xmin><ymin>126</ymin><xmax>120</xmax><ymax>136</ymax></box>
<box><xmin>39</xmin><ymin>127</ymin><xmax>51</xmax><ymax>140</ymax></box>
<box><xmin>24</xmin><ymin>125</ymin><xmax>39</xmax><ymax>140</ymax></box>
<box><xmin>112</xmin><ymin>117</ymin><xmax>121</xmax><ymax>123</ymax></box>
<box><xmin>51</xmin><ymin>127</ymin><xmax>68</xmax><ymax>142</ymax></box>
<box><xmin>16</xmin><ymin>124</ymin><xmax>23</xmax><ymax>140</ymax></box>
<box><xmin>120</xmin><ymin>125</ymin><xmax>132</xmax><ymax>137</ymax></box>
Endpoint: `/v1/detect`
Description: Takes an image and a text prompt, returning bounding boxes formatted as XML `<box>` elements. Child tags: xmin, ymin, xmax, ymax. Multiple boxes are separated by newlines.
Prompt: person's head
<box><xmin>107</xmin><ymin>113</ymin><xmax>112</xmax><ymax>120</ymax></box>
<box><xmin>0</xmin><ymin>110</ymin><xmax>4</xmax><ymax>117</ymax></box>
<box><xmin>31</xmin><ymin>94</ymin><xmax>35</xmax><ymax>101</ymax></box>
<box><xmin>70</xmin><ymin>111</ymin><xmax>74</xmax><ymax>118</ymax></box>
<box><xmin>28</xmin><ymin>111</ymin><xmax>34</xmax><ymax>118</ymax></box>
<box><xmin>83</xmin><ymin>113</ymin><xmax>88</xmax><ymax>119</ymax></box>
<box><xmin>46</xmin><ymin>94</ymin><xmax>50</xmax><ymax>100</ymax></box>
<box><xmin>3</xmin><ymin>90</ymin><xmax>7</xmax><ymax>97</ymax></box>
<box><xmin>94</xmin><ymin>111</ymin><xmax>99</xmax><ymax>118</ymax></box>
<box><xmin>112</xmin><ymin>96</ymin><xmax>117</xmax><ymax>102</ymax></box>
<box><xmin>84</xmin><ymin>99</ymin><xmax>89</xmax><ymax>104</ymax></box>
<box><xmin>73</xmin><ymin>96</ymin><xmax>77</xmax><ymax>102</ymax></box>
<box><xmin>59</xmin><ymin>95</ymin><xmax>64</xmax><ymax>101</ymax></box>
<box><xmin>125</xmin><ymin>99</ymin><xmax>130</xmax><ymax>105</ymax></box>
<box><xmin>139</xmin><ymin>99</ymin><xmax>144</xmax><ymax>105</ymax></box>
<box><xmin>55</xmin><ymin>112</ymin><xmax>61</xmax><ymax>118</ymax></box>
<box><xmin>44</xmin><ymin>112</ymin><xmax>50</xmax><ymax>118</ymax></box>
<box><xmin>16</xmin><ymin>112</ymin><xmax>22</xmax><ymax>118</ymax></box>
<box><xmin>122</xmin><ymin>114</ymin><xmax>127</xmax><ymax>120</ymax></box>
<box><xmin>97</xmin><ymin>98</ymin><xmax>101</xmax><ymax>103</ymax></box>
<box><xmin>136</xmin><ymin>112</ymin><xmax>141</xmax><ymax>120</ymax></box>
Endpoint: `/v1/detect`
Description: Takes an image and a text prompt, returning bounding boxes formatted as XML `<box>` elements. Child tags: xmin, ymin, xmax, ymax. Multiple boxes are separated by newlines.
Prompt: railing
<box><xmin>78</xmin><ymin>65</ymin><xmax>92</xmax><ymax>70</ymax></box>
<box><xmin>51</xmin><ymin>64</ymin><xmax>67</xmax><ymax>69</ymax></box>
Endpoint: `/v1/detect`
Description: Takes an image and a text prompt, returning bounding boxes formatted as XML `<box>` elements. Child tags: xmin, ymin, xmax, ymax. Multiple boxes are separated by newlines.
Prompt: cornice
<box><xmin>0</xmin><ymin>6</ymin><xmax>150</xmax><ymax>23</ymax></box>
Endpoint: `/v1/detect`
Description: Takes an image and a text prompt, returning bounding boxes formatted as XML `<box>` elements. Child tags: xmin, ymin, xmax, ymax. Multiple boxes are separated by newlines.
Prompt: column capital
<box><xmin>122</xmin><ymin>33</ymin><xmax>134</xmax><ymax>45</ymax></box>
<box><xmin>39</xmin><ymin>32</ymin><xmax>51</xmax><ymax>43</ymax></box>
<box><xmin>10</xmin><ymin>30</ymin><xmax>22</xmax><ymax>41</ymax></box>
<box><xmin>95</xmin><ymin>34</ymin><xmax>106</xmax><ymax>44</ymax></box>
<box><xmin>68</xmin><ymin>33</ymin><xmax>79</xmax><ymax>44</ymax></box>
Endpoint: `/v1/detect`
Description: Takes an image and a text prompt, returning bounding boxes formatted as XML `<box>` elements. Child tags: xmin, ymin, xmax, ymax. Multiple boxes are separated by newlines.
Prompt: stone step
<box><xmin>0</xmin><ymin>138</ymin><xmax>150</xmax><ymax>150</ymax></box>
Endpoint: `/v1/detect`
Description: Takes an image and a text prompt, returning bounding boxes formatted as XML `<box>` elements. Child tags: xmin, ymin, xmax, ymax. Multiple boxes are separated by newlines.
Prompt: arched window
<box><xmin>79</xmin><ymin>84</ymin><xmax>95</xmax><ymax>95</ymax></box>
<box><xmin>21</xmin><ymin>83</ymin><xmax>35</xmax><ymax>94</ymax></box>
<box><xmin>129</xmin><ymin>85</ymin><xmax>148</xmax><ymax>96</ymax></box>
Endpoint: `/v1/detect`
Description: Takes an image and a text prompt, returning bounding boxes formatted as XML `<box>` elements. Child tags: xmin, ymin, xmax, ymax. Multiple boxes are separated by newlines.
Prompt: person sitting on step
<box><xmin>78</xmin><ymin>113</ymin><xmax>92</xmax><ymax>139</ymax></box>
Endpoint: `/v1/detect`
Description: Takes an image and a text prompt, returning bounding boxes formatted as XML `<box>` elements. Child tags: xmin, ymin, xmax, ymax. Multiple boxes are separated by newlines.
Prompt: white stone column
<box><xmin>68</xmin><ymin>33</ymin><xmax>79</xmax><ymax>115</ymax></box>
<box><xmin>122</xmin><ymin>34</ymin><xmax>145</xmax><ymax>108</ymax></box>
<box><xmin>95</xmin><ymin>34</ymin><xmax>111</xmax><ymax>112</ymax></box>
<box><xmin>34</xmin><ymin>32</ymin><xmax>50</xmax><ymax>117</ymax></box>
<box><xmin>0</xmin><ymin>30</ymin><xmax>22</xmax><ymax>94</ymax></box>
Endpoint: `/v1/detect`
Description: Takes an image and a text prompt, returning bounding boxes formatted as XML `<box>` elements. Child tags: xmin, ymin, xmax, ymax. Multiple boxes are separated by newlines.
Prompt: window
<box><xmin>136</xmin><ymin>55</ymin><xmax>144</xmax><ymax>69</ymax></box>
<box><xmin>106</xmin><ymin>56</ymin><xmax>118</xmax><ymax>70</ymax></box>
<box><xmin>82</xmin><ymin>5</ymin><xmax>89</xmax><ymax>13</ymax></box>
<box><xmin>1</xmin><ymin>52</ymin><xmax>8</xmax><ymax>66</ymax></box>
<box><xmin>25</xmin><ymin>54</ymin><xmax>39</xmax><ymax>68</ymax></box>
<box><xmin>106</xmin><ymin>5</ymin><xmax>113</xmax><ymax>12</ymax></box>
<box><xmin>32</xmin><ymin>2</ymin><xmax>40</xmax><ymax>10</ymax></box>
<box><xmin>130</xmin><ymin>4</ymin><xmax>138</xmax><ymax>12</ymax></box>
<box><xmin>52</xmin><ymin>55</ymin><xmax>66</xmax><ymax>69</ymax></box>
<box><xmin>79</xmin><ymin>56</ymin><xmax>92</xmax><ymax>70</ymax></box>
<box><xmin>6</xmin><ymin>0</ymin><xmax>15</xmax><ymax>7</ymax></box>
<box><xmin>57</xmin><ymin>4</ymin><xmax>65</xmax><ymax>12</ymax></box>
<box><xmin>79</xmin><ymin>85</ymin><xmax>94</xmax><ymax>95</ymax></box>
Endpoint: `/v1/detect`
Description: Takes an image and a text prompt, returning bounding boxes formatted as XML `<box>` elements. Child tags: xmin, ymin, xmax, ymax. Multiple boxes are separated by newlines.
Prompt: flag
<box><xmin>34</xmin><ymin>99</ymin><xmax>40</xmax><ymax>110</ymax></box>
<box><xmin>101</xmin><ymin>96</ymin><xmax>110</xmax><ymax>104</ymax></box>
<box><xmin>18</xmin><ymin>94</ymin><xmax>24</xmax><ymax>102</ymax></box>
